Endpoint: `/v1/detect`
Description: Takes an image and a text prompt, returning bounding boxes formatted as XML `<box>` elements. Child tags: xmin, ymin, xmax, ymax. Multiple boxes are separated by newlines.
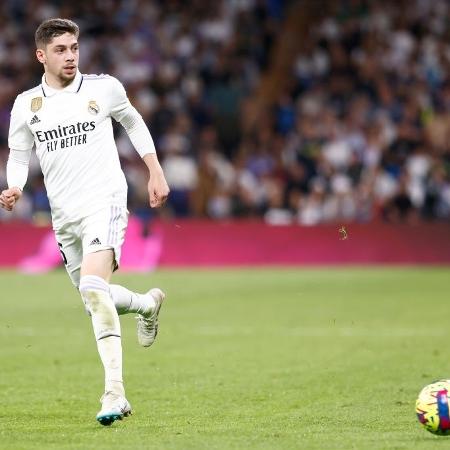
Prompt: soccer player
<box><xmin>0</xmin><ymin>18</ymin><xmax>170</xmax><ymax>425</ymax></box>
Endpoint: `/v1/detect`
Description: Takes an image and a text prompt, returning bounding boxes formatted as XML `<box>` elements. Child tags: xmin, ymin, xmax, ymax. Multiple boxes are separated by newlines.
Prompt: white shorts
<box><xmin>54</xmin><ymin>205</ymin><xmax>129</xmax><ymax>288</ymax></box>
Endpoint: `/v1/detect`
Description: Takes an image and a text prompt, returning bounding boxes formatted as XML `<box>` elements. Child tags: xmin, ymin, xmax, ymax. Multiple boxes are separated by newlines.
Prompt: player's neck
<box><xmin>44</xmin><ymin>72</ymin><xmax>75</xmax><ymax>90</ymax></box>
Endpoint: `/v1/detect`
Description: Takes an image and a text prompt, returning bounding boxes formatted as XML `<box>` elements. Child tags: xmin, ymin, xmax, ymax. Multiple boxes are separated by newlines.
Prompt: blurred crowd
<box><xmin>0</xmin><ymin>0</ymin><xmax>449</xmax><ymax>225</ymax></box>
<box><xmin>280</xmin><ymin>0</ymin><xmax>450</xmax><ymax>225</ymax></box>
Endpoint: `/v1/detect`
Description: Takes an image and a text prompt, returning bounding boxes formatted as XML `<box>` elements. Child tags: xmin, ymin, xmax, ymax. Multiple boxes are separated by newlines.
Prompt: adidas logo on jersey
<box><xmin>89</xmin><ymin>238</ymin><xmax>101</xmax><ymax>246</ymax></box>
<box><xmin>29</xmin><ymin>115</ymin><xmax>41</xmax><ymax>125</ymax></box>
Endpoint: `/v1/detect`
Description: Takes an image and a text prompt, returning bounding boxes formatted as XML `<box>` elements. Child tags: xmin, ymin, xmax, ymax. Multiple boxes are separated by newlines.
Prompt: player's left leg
<box><xmin>61</xmin><ymin>245</ymin><xmax>164</xmax><ymax>335</ymax></box>
<box><xmin>109</xmin><ymin>284</ymin><xmax>166</xmax><ymax>347</ymax></box>
<box><xmin>82</xmin><ymin>205</ymin><xmax>166</xmax><ymax>348</ymax></box>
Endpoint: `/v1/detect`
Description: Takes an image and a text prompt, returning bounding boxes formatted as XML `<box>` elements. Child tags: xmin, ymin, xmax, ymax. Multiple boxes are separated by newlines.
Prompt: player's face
<box><xmin>36</xmin><ymin>33</ymin><xmax>79</xmax><ymax>86</ymax></box>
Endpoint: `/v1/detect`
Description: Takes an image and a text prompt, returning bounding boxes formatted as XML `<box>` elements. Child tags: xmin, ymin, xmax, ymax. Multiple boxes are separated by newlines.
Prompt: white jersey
<box><xmin>8</xmin><ymin>71</ymin><xmax>153</xmax><ymax>229</ymax></box>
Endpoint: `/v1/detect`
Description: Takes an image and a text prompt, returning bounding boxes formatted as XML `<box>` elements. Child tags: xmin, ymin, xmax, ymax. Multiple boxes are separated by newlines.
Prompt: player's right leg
<box><xmin>79</xmin><ymin>249</ymin><xmax>131</xmax><ymax>426</ymax></box>
<box><xmin>56</xmin><ymin>223</ymin><xmax>131</xmax><ymax>425</ymax></box>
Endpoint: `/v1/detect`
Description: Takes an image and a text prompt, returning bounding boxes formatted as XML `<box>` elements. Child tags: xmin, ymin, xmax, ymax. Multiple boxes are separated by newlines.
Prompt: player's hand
<box><xmin>0</xmin><ymin>187</ymin><xmax>22</xmax><ymax>211</ymax></box>
<box><xmin>148</xmin><ymin>169</ymin><xmax>170</xmax><ymax>208</ymax></box>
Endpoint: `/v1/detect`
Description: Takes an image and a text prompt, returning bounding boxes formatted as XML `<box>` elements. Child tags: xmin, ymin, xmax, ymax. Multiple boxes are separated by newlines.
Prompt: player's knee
<box><xmin>81</xmin><ymin>289</ymin><xmax>103</xmax><ymax>314</ymax></box>
<box><xmin>79</xmin><ymin>275</ymin><xmax>110</xmax><ymax>314</ymax></box>
<box><xmin>79</xmin><ymin>275</ymin><xmax>120</xmax><ymax>340</ymax></box>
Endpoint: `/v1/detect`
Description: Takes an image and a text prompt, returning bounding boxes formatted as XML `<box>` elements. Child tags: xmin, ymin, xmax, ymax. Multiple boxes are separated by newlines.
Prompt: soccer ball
<box><xmin>416</xmin><ymin>380</ymin><xmax>450</xmax><ymax>435</ymax></box>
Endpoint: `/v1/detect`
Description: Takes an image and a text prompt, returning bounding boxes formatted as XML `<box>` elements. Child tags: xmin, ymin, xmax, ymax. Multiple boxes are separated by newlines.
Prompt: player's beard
<box><xmin>59</xmin><ymin>67</ymin><xmax>77</xmax><ymax>85</ymax></box>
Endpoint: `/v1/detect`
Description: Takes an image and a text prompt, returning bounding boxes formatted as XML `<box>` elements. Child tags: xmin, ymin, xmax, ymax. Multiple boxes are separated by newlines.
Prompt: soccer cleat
<box><xmin>96</xmin><ymin>391</ymin><xmax>132</xmax><ymax>426</ymax></box>
<box><xmin>136</xmin><ymin>288</ymin><xmax>166</xmax><ymax>347</ymax></box>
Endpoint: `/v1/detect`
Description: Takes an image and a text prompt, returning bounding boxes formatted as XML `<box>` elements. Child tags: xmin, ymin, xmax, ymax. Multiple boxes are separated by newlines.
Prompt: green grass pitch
<box><xmin>0</xmin><ymin>267</ymin><xmax>449</xmax><ymax>449</ymax></box>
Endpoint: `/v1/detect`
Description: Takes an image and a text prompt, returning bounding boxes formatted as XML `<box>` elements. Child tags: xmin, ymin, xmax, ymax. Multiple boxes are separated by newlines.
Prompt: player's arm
<box><xmin>142</xmin><ymin>153</ymin><xmax>169</xmax><ymax>208</ymax></box>
<box><xmin>110</xmin><ymin>78</ymin><xmax>169</xmax><ymax>208</ymax></box>
<box><xmin>1</xmin><ymin>98</ymin><xmax>33</xmax><ymax>211</ymax></box>
<box><xmin>0</xmin><ymin>148</ymin><xmax>31</xmax><ymax>210</ymax></box>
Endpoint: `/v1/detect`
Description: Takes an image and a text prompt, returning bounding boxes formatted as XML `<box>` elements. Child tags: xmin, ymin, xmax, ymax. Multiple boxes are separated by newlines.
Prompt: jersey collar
<box><xmin>41</xmin><ymin>70</ymin><xmax>84</xmax><ymax>97</ymax></box>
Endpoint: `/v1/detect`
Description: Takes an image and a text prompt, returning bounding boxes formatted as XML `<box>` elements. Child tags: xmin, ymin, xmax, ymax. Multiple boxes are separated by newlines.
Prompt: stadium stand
<box><xmin>0</xmin><ymin>0</ymin><xmax>449</xmax><ymax>225</ymax></box>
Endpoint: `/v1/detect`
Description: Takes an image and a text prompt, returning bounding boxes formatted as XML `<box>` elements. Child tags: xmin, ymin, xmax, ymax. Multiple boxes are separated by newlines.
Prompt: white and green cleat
<box><xmin>136</xmin><ymin>288</ymin><xmax>166</xmax><ymax>347</ymax></box>
<box><xmin>96</xmin><ymin>391</ymin><xmax>132</xmax><ymax>426</ymax></box>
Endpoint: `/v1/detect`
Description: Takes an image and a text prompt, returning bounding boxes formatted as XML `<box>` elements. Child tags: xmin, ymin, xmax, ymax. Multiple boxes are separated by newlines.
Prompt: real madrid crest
<box><xmin>31</xmin><ymin>97</ymin><xmax>42</xmax><ymax>112</ymax></box>
<box><xmin>88</xmin><ymin>100</ymin><xmax>100</xmax><ymax>115</ymax></box>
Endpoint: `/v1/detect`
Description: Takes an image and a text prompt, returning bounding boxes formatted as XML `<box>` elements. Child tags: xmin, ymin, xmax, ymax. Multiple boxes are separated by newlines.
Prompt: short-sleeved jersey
<box><xmin>9</xmin><ymin>71</ymin><xmax>130</xmax><ymax>229</ymax></box>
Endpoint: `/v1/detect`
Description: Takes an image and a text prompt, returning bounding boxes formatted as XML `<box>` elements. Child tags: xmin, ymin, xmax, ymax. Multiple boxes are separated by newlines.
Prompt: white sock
<box><xmin>79</xmin><ymin>275</ymin><xmax>124</xmax><ymax>396</ymax></box>
<box><xmin>110</xmin><ymin>284</ymin><xmax>155</xmax><ymax>316</ymax></box>
<box><xmin>97</xmin><ymin>337</ymin><xmax>124</xmax><ymax>396</ymax></box>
